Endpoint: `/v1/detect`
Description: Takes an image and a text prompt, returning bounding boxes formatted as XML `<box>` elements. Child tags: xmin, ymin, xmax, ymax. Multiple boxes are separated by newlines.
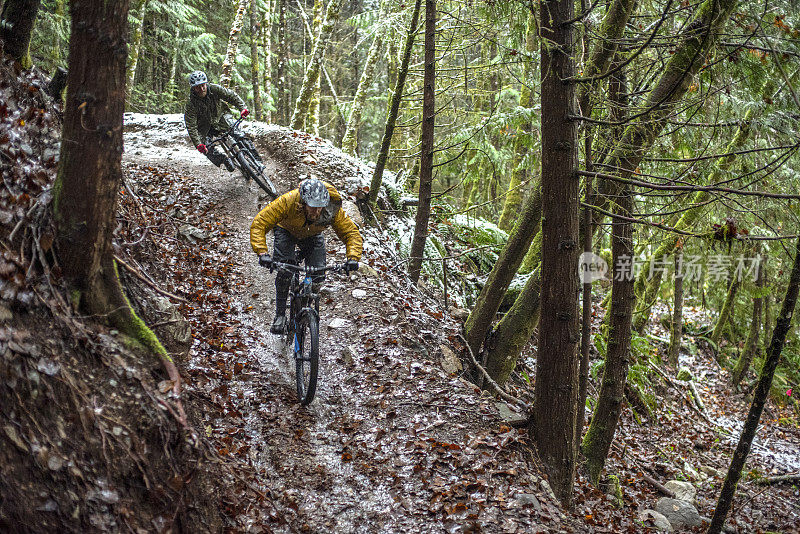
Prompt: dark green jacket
<box><xmin>184</xmin><ymin>83</ymin><xmax>246</xmax><ymax>147</ymax></box>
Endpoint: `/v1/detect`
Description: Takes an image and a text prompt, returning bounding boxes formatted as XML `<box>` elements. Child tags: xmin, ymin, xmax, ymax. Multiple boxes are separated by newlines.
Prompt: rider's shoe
<box><xmin>223</xmin><ymin>157</ymin><xmax>235</xmax><ymax>172</ymax></box>
<box><xmin>270</xmin><ymin>314</ymin><xmax>286</xmax><ymax>335</ymax></box>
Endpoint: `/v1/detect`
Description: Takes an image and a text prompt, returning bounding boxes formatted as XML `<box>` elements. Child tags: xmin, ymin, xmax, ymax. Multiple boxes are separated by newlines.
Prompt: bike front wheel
<box><xmin>293</xmin><ymin>311</ymin><xmax>319</xmax><ymax>405</ymax></box>
<box><xmin>237</xmin><ymin>150</ymin><xmax>279</xmax><ymax>200</ymax></box>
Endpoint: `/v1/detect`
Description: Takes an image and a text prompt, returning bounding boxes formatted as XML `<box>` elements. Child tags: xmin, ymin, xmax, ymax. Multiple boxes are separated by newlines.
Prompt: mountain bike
<box><xmin>206</xmin><ymin>117</ymin><xmax>279</xmax><ymax>200</ymax></box>
<box><xmin>268</xmin><ymin>260</ymin><xmax>352</xmax><ymax>405</ymax></box>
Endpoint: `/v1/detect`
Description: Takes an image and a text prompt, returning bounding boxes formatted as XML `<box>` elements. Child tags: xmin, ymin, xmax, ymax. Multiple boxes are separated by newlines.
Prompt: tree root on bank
<box><xmin>458</xmin><ymin>333</ymin><xmax>530</xmax><ymax>413</ymax></box>
<box><xmin>82</xmin><ymin>257</ymin><xmax>190</xmax><ymax>430</ymax></box>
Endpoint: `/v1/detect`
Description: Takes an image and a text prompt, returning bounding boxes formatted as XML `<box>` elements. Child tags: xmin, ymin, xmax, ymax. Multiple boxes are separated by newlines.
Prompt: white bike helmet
<box><xmin>299</xmin><ymin>177</ymin><xmax>330</xmax><ymax>208</ymax></box>
<box><xmin>189</xmin><ymin>70</ymin><xmax>208</xmax><ymax>87</ymax></box>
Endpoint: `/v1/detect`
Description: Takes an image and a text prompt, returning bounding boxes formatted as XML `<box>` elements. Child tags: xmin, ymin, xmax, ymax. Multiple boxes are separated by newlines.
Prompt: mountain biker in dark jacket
<box><xmin>184</xmin><ymin>70</ymin><xmax>261</xmax><ymax>171</ymax></box>
<box><xmin>250</xmin><ymin>177</ymin><xmax>364</xmax><ymax>334</ymax></box>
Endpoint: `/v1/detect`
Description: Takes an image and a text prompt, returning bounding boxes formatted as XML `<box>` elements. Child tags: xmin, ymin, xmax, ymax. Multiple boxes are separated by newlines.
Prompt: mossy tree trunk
<box><xmin>407</xmin><ymin>0</ymin><xmax>435</xmax><ymax>285</ymax></box>
<box><xmin>250</xmin><ymin>0</ymin><xmax>262</xmax><ymax>119</ymax></box>
<box><xmin>306</xmin><ymin>0</ymin><xmax>324</xmax><ymax>135</ymax></box>
<box><xmin>581</xmin><ymin>174</ymin><xmax>634</xmax><ymax>486</ymax></box>
<box><xmin>368</xmin><ymin>0</ymin><xmax>422</xmax><ymax>207</ymax></box>
<box><xmin>290</xmin><ymin>0</ymin><xmax>341</xmax><ymax>131</ymax></box>
<box><xmin>497</xmin><ymin>12</ymin><xmax>536</xmax><ymax>231</ymax></box>
<box><xmin>709</xmin><ymin>235</ymin><xmax>800</xmax><ymax>534</ymax></box>
<box><xmin>125</xmin><ymin>0</ymin><xmax>148</xmax><ymax>92</ymax></box>
<box><xmin>464</xmin><ymin>181</ymin><xmax>541</xmax><ymax>361</ymax></box>
<box><xmin>668</xmin><ymin>247</ymin><xmax>684</xmax><ymax>367</ymax></box>
<box><xmin>0</xmin><ymin>0</ymin><xmax>41</xmax><ymax>68</ymax></box>
<box><xmin>731</xmin><ymin>251</ymin><xmax>764</xmax><ymax>387</ymax></box>
<box><xmin>482</xmin><ymin>231</ymin><xmax>542</xmax><ymax>384</ymax></box>
<box><xmin>710</xmin><ymin>272</ymin><xmax>741</xmax><ymax>351</ymax></box>
<box><xmin>261</xmin><ymin>0</ymin><xmax>274</xmax><ymax>123</ymax></box>
<box><xmin>763</xmin><ymin>260</ymin><xmax>772</xmax><ymax>351</ymax></box>
<box><xmin>220</xmin><ymin>0</ymin><xmax>249</xmax><ymax>89</ymax></box>
<box><xmin>55</xmin><ymin>0</ymin><xmax>178</xmax><ymax>390</ymax></box>
<box><xmin>341</xmin><ymin>4</ymin><xmax>386</xmax><ymax>155</ymax></box>
<box><xmin>532</xmin><ymin>0</ymin><xmax>580</xmax><ymax>506</ymax></box>
<box><xmin>275</xmin><ymin>0</ymin><xmax>288</xmax><ymax>124</ymax></box>
<box><xmin>581</xmin><ymin>65</ymin><xmax>634</xmax><ymax>486</ymax></box>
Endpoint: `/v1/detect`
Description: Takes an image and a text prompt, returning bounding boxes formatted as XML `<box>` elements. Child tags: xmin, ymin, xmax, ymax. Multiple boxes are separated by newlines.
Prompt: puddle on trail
<box><xmin>714</xmin><ymin>415</ymin><xmax>800</xmax><ymax>473</ymax></box>
<box><xmin>231</xmin><ymin>310</ymin><xmax>399</xmax><ymax>532</ymax></box>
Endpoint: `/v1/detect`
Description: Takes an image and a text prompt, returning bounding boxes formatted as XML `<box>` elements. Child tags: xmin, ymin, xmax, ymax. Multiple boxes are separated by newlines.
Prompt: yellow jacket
<box><xmin>250</xmin><ymin>182</ymin><xmax>363</xmax><ymax>260</ymax></box>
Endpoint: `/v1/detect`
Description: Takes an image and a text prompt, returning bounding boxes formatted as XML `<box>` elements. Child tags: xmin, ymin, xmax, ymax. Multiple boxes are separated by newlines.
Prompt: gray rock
<box><xmin>638</xmin><ymin>509</ymin><xmax>673</xmax><ymax>532</ymax></box>
<box><xmin>514</xmin><ymin>493</ymin><xmax>542</xmax><ymax>512</ymax></box>
<box><xmin>178</xmin><ymin>224</ymin><xmax>207</xmax><ymax>243</ymax></box>
<box><xmin>0</xmin><ymin>304</ymin><xmax>12</xmax><ymax>322</ymax></box>
<box><xmin>664</xmin><ymin>480</ymin><xmax>696</xmax><ymax>504</ymax></box>
<box><xmin>656</xmin><ymin>497</ymin><xmax>704</xmax><ymax>529</ymax></box>
<box><xmin>36</xmin><ymin>358</ymin><xmax>61</xmax><ymax>376</ymax></box>
<box><xmin>150</xmin><ymin>296</ymin><xmax>192</xmax><ymax>362</ymax></box>
<box><xmin>448</xmin><ymin>307</ymin><xmax>470</xmax><ymax>321</ymax></box>
<box><xmin>341</xmin><ymin>345</ymin><xmax>356</xmax><ymax>366</ymax></box>
<box><xmin>342</xmin><ymin>199</ymin><xmax>363</xmax><ymax>227</ymax></box>
<box><xmin>440</xmin><ymin>345</ymin><xmax>462</xmax><ymax>374</ymax></box>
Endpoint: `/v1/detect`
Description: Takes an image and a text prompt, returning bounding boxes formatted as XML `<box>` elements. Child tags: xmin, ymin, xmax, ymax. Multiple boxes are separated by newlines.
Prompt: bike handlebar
<box><xmin>266</xmin><ymin>260</ymin><xmax>349</xmax><ymax>276</ymax></box>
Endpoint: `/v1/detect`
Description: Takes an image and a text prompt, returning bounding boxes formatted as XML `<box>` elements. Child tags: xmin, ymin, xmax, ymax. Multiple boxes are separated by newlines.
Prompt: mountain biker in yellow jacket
<box><xmin>184</xmin><ymin>70</ymin><xmax>261</xmax><ymax>172</ymax></box>
<box><xmin>251</xmin><ymin>177</ymin><xmax>363</xmax><ymax>333</ymax></box>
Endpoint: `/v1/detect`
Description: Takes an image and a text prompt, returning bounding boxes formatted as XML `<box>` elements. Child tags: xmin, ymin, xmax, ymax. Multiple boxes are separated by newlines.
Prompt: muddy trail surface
<box><xmin>121</xmin><ymin>115</ymin><xmax>569</xmax><ymax>533</ymax></box>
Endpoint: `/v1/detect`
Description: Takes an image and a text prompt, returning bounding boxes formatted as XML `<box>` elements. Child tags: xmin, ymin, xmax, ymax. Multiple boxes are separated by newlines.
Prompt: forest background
<box><xmin>9</xmin><ymin>0</ymin><xmax>800</xmax><ymax>528</ymax></box>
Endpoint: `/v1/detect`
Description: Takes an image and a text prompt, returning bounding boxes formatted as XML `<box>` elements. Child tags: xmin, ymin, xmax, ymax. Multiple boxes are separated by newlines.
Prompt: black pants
<box><xmin>273</xmin><ymin>226</ymin><xmax>325</xmax><ymax>315</ymax></box>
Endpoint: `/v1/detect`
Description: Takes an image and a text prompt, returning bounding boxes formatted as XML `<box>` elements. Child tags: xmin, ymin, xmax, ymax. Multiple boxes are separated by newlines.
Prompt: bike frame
<box><xmin>206</xmin><ymin>117</ymin><xmax>278</xmax><ymax>199</ymax></box>
<box><xmin>206</xmin><ymin>117</ymin><xmax>248</xmax><ymax>163</ymax></box>
<box><xmin>270</xmin><ymin>261</ymin><xmax>347</xmax><ymax>404</ymax></box>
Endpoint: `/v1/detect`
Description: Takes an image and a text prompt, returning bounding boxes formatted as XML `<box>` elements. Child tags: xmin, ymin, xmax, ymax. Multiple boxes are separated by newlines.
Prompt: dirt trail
<box><xmin>122</xmin><ymin>115</ymin><xmax>564</xmax><ymax>533</ymax></box>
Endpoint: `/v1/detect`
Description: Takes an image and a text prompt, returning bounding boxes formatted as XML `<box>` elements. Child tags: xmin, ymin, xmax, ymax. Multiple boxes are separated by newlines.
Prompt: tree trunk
<box><xmin>250</xmin><ymin>0</ymin><xmax>262</xmax><ymax>119</ymax></box>
<box><xmin>710</xmin><ymin>273</ymin><xmax>741</xmax><ymax>350</ymax></box>
<box><xmin>708</xmin><ymin>235</ymin><xmax>800</xmax><ymax>534</ymax></box>
<box><xmin>581</xmin><ymin>168</ymin><xmax>634</xmax><ymax>486</ymax></box>
<box><xmin>482</xmin><ymin>231</ymin><xmax>542</xmax><ymax>383</ymax></box>
<box><xmin>290</xmin><ymin>0</ymin><xmax>341</xmax><ymax>130</ymax></box>
<box><xmin>497</xmin><ymin>13</ymin><xmax>536</xmax><ymax>231</ymax></box>
<box><xmin>0</xmin><ymin>0</ymin><xmax>42</xmax><ymax>68</ymax></box>
<box><xmin>125</xmin><ymin>0</ymin><xmax>148</xmax><ymax>92</ymax></box>
<box><xmin>165</xmin><ymin>26</ymin><xmax>181</xmax><ymax>106</ymax></box>
<box><xmin>341</xmin><ymin>6</ymin><xmax>386</xmax><ymax>155</ymax></box>
<box><xmin>581</xmin><ymin>64</ymin><xmax>633</xmax><ymax>486</ymax></box>
<box><xmin>261</xmin><ymin>0</ymin><xmax>274</xmax><ymax>123</ymax></box>
<box><xmin>407</xmin><ymin>0</ymin><xmax>435</xmax><ymax>285</ymax></box>
<box><xmin>306</xmin><ymin>0</ymin><xmax>324</xmax><ymax>135</ymax></box>
<box><xmin>763</xmin><ymin>260</ymin><xmax>772</xmax><ymax>351</ymax></box>
<box><xmin>731</xmin><ymin>252</ymin><xmax>763</xmax><ymax>387</ymax></box>
<box><xmin>532</xmin><ymin>0</ymin><xmax>580</xmax><ymax>507</ymax></box>
<box><xmin>220</xmin><ymin>0</ymin><xmax>249</xmax><ymax>89</ymax></box>
<box><xmin>668</xmin><ymin>247</ymin><xmax>684</xmax><ymax>367</ymax></box>
<box><xmin>275</xmin><ymin>0</ymin><xmax>288</xmax><ymax>124</ymax></box>
<box><xmin>368</xmin><ymin>0</ymin><xmax>422</xmax><ymax>206</ymax></box>
<box><xmin>55</xmin><ymin>0</ymin><xmax>183</xmax><ymax>417</ymax></box>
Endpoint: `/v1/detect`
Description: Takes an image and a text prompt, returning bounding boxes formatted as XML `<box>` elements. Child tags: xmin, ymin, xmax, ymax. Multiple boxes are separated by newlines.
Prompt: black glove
<box><xmin>259</xmin><ymin>254</ymin><xmax>273</xmax><ymax>269</ymax></box>
<box><xmin>344</xmin><ymin>259</ymin><xmax>359</xmax><ymax>273</ymax></box>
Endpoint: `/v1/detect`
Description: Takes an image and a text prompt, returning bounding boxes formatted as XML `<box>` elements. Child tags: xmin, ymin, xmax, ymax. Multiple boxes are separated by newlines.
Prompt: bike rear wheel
<box><xmin>293</xmin><ymin>311</ymin><xmax>319</xmax><ymax>405</ymax></box>
<box><xmin>237</xmin><ymin>150</ymin><xmax>279</xmax><ymax>200</ymax></box>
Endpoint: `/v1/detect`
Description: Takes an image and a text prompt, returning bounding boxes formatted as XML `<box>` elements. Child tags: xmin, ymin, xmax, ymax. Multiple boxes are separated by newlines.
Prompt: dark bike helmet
<box><xmin>299</xmin><ymin>177</ymin><xmax>330</xmax><ymax>208</ymax></box>
<box><xmin>189</xmin><ymin>70</ymin><xmax>208</xmax><ymax>87</ymax></box>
